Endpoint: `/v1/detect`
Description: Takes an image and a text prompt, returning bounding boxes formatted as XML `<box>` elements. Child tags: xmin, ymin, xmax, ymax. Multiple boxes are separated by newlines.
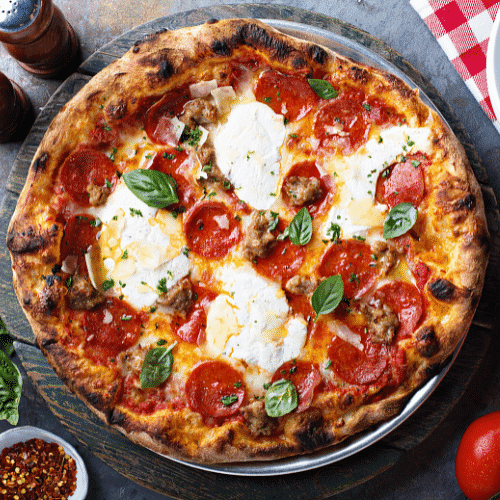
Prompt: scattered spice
<box><xmin>0</xmin><ymin>438</ymin><xmax>77</xmax><ymax>499</ymax></box>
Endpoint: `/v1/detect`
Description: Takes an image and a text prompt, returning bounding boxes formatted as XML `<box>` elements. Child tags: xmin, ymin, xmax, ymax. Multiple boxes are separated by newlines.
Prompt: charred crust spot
<box><xmin>158</xmin><ymin>59</ymin><xmax>174</xmax><ymax>81</ymax></box>
<box><xmin>428</xmin><ymin>278</ymin><xmax>456</xmax><ymax>301</ymax></box>
<box><xmin>350</xmin><ymin>65</ymin><xmax>370</xmax><ymax>85</ymax></box>
<box><xmin>308</xmin><ymin>44</ymin><xmax>328</xmax><ymax>65</ymax></box>
<box><xmin>40</xmin><ymin>338</ymin><xmax>58</xmax><ymax>349</ymax></box>
<box><xmin>132</xmin><ymin>46</ymin><xmax>140</xmax><ymax>53</ymax></box>
<box><xmin>34</xmin><ymin>153</ymin><xmax>49</xmax><ymax>174</ymax></box>
<box><xmin>211</xmin><ymin>39</ymin><xmax>232</xmax><ymax>56</ymax></box>
<box><xmin>415</xmin><ymin>326</ymin><xmax>440</xmax><ymax>358</ymax></box>
<box><xmin>384</xmin><ymin>73</ymin><xmax>413</xmax><ymax>98</ymax></box>
<box><xmin>106</xmin><ymin>99</ymin><xmax>127</xmax><ymax>122</ymax></box>
<box><xmin>339</xmin><ymin>392</ymin><xmax>354</xmax><ymax>410</ymax></box>
<box><xmin>7</xmin><ymin>226</ymin><xmax>44</xmax><ymax>254</ymax></box>
<box><xmin>290</xmin><ymin>409</ymin><xmax>330</xmax><ymax>452</ymax></box>
<box><xmin>39</xmin><ymin>285</ymin><xmax>62</xmax><ymax>314</ymax></box>
<box><xmin>427</xmin><ymin>278</ymin><xmax>469</xmax><ymax>302</ymax></box>
<box><xmin>206</xmin><ymin>18</ymin><xmax>219</xmax><ymax>24</ymax></box>
<box><xmin>291</xmin><ymin>56</ymin><xmax>307</xmax><ymax>71</ymax></box>
<box><xmin>108</xmin><ymin>408</ymin><xmax>127</xmax><ymax>426</ymax></box>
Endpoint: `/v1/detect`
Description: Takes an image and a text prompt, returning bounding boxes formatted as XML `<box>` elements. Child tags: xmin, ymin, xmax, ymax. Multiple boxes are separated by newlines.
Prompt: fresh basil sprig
<box><xmin>278</xmin><ymin>207</ymin><xmax>313</xmax><ymax>246</ymax></box>
<box><xmin>311</xmin><ymin>275</ymin><xmax>344</xmax><ymax>322</ymax></box>
<box><xmin>140</xmin><ymin>341</ymin><xmax>177</xmax><ymax>389</ymax></box>
<box><xmin>383</xmin><ymin>202</ymin><xmax>417</xmax><ymax>239</ymax></box>
<box><xmin>307</xmin><ymin>79</ymin><xmax>340</xmax><ymax>100</ymax></box>
<box><xmin>264</xmin><ymin>379</ymin><xmax>298</xmax><ymax>417</ymax></box>
<box><xmin>0</xmin><ymin>324</ymin><xmax>22</xmax><ymax>425</ymax></box>
<box><xmin>123</xmin><ymin>169</ymin><xmax>178</xmax><ymax>208</ymax></box>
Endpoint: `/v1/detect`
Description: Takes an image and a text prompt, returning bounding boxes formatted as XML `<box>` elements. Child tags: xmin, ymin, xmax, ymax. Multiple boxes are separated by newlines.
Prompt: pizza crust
<box><xmin>7</xmin><ymin>18</ymin><xmax>489</xmax><ymax>464</ymax></box>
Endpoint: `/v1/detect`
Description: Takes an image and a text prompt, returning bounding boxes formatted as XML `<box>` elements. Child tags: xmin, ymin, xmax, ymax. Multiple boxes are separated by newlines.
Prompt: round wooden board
<box><xmin>1</xmin><ymin>4</ymin><xmax>499</xmax><ymax>499</ymax></box>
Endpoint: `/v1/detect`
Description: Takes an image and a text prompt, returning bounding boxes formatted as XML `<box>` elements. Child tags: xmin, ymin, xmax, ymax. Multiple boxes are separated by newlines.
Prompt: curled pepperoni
<box><xmin>82</xmin><ymin>298</ymin><xmax>146</xmax><ymax>365</ymax></box>
<box><xmin>319</xmin><ymin>240</ymin><xmax>377</xmax><ymax>299</ymax></box>
<box><xmin>313</xmin><ymin>89</ymin><xmax>370</xmax><ymax>155</ymax></box>
<box><xmin>184</xmin><ymin>202</ymin><xmax>242</xmax><ymax>259</ymax></box>
<box><xmin>328</xmin><ymin>336</ymin><xmax>389</xmax><ymax>386</ymax></box>
<box><xmin>254</xmin><ymin>69</ymin><xmax>319</xmax><ymax>122</ymax></box>
<box><xmin>169</xmin><ymin>285</ymin><xmax>217</xmax><ymax>344</ymax></box>
<box><xmin>373</xmin><ymin>281</ymin><xmax>423</xmax><ymax>339</ymax></box>
<box><xmin>271</xmin><ymin>361</ymin><xmax>322</xmax><ymax>412</ymax></box>
<box><xmin>376</xmin><ymin>154</ymin><xmax>427</xmax><ymax>208</ymax></box>
<box><xmin>144</xmin><ymin>89</ymin><xmax>189</xmax><ymax>145</ymax></box>
<box><xmin>60</xmin><ymin>214</ymin><xmax>100</xmax><ymax>274</ymax></box>
<box><xmin>186</xmin><ymin>360</ymin><xmax>245</xmax><ymax>418</ymax></box>
<box><xmin>253</xmin><ymin>221</ymin><xmax>306</xmax><ymax>284</ymax></box>
<box><xmin>281</xmin><ymin>161</ymin><xmax>335</xmax><ymax>217</ymax></box>
<box><xmin>150</xmin><ymin>148</ymin><xmax>197</xmax><ymax>211</ymax></box>
<box><xmin>59</xmin><ymin>147</ymin><xmax>117</xmax><ymax>207</ymax></box>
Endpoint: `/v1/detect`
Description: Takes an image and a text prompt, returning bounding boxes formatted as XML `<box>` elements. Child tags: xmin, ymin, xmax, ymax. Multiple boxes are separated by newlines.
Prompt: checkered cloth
<box><xmin>410</xmin><ymin>0</ymin><xmax>500</xmax><ymax>133</ymax></box>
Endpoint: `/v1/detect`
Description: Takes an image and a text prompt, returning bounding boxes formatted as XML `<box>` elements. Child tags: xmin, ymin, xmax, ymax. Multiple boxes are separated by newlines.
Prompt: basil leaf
<box><xmin>383</xmin><ymin>202</ymin><xmax>417</xmax><ymax>239</ymax></box>
<box><xmin>140</xmin><ymin>342</ymin><xmax>177</xmax><ymax>389</ymax></box>
<box><xmin>123</xmin><ymin>169</ymin><xmax>178</xmax><ymax>208</ymax></box>
<box><xmin>307</xmin><ymin>79</ymin><xmax>340</xmax><ymax>99</ymax></box>
<box><xmin>311</xmin><ymin>275</ymin><xmax>344</xmax><ymax>322</ymax></box>
<box><xmin>264</xmin><ymin>379</ymin><xmax>298</xmax><ymax>417</ymax></box>
<box><xmin>268</xmin><ymin>211</ymin><xmax>279</xmax><ymax>232</ymax></box>
<box><xmin>288</xmin><ymin>207</ymin><xmax>313</xmax><ymax>246</ymax></box>
<box><xmin>0</xmin><ymin>349</ymin><xmax>22</xmax><ymax>425</ymax></box>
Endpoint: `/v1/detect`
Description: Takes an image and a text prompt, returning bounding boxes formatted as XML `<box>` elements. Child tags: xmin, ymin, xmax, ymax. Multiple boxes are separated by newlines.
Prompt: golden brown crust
<box><xmin>7</xmin><ymin>18</ymin><xmax>489</xmax><ymax>464</ymax></box>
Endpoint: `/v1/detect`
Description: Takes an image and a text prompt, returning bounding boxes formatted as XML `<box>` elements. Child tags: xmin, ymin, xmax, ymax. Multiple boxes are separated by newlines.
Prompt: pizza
<box><xmin>7</xmin><ymin>18</ymin><xmax>490</xmax><ymax>464</ymax></box>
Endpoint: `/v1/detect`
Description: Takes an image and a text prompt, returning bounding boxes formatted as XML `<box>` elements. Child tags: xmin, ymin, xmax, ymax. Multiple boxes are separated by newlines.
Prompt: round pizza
<box><xmin>7</xmin><ymin>19</ymin><xmax>490</xmax><ymax>464</ymax></box>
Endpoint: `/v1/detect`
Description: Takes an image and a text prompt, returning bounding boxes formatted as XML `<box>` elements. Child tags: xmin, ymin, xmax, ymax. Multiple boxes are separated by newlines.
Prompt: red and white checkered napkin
<box><xmin>410</xmin><ymin>0</ymin><xmax>500</xmax><ymax>133</ymax></box>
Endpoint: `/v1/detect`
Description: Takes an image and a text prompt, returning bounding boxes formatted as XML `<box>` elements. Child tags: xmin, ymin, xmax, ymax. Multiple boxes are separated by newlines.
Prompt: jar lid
<box><xmin>0</xmin><ymin>0</ymin><xmax>40</xmax><ymax>33</ymax></box>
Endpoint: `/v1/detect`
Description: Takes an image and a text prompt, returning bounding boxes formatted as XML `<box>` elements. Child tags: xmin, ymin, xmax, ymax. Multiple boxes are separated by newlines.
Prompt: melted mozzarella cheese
<box><xmin>87</xmin><ymin>181</ymin><xmax>190</xmax><ymax>309</ymax></box>
<box><xmin>323</xmin><ymin>125</ymin><xmax>431</xmax><ymax>239</ymax></box>
<box><xmin>204</xmin><ymin>264</ymin><xmax>307</xmax><ymax>373</ymax></box>
<box><xmin>213</xmin><ymin>101</ymin><xmax>286</xmax><ymax>210</ymax></box>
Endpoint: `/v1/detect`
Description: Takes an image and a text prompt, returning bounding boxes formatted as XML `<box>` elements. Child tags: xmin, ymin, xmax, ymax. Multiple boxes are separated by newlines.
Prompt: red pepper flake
<box><xmin>0</xmin><ymin>438</ymin><xmax>77</xmax><ymax>499</ymax></box>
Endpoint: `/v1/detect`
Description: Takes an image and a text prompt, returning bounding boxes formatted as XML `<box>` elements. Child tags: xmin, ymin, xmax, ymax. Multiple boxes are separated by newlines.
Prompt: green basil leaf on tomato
<box><xmin>265</xmin><ymin>379</ymin><xmax>298</xmax><ymax>417</ymax></box>
<box><xmin>288</xmin><ymin>207</ymin><xmax>313</xmax><ymax>246</ymax></box>
<box><xmin>140</xmin><ymin>342</ymin><xmax>177</xmax><ymax>389</ymax></box>
<box><xmin>311</xmin><ymin>275</ymin><xmax>344</xmax><ymax>322</ymax></box>
<box><xmin>123</xmin><ymin>169</ymin><xmax>179</xmax><ymax>208</ymax></box>
<box><xmin>307</xmin><ymin>79</ymin><xmax>340</xmax><ymax>100</ymax></box>
<box><xmin>383</xmin><ymin>202</ymin><xmax>417</xmax><ymax>239</ymax></box>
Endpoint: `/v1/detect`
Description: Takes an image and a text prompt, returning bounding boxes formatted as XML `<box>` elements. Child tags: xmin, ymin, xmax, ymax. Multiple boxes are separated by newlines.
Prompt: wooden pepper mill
<box><xmin>0</xmin><ymin>70</ymin><xmax>33</xmax><ymax>142</ymax></box>
<box><xmin>0</xmin><ymin>0</ymin><xmax>80</xmax><ymax>78</ymax></box>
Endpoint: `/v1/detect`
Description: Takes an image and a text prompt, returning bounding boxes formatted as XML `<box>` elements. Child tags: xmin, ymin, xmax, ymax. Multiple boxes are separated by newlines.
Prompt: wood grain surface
<box><xmin>1</xmin><ymin>4</ymin><xmax>499</xmax><ymax>498</ymax></box>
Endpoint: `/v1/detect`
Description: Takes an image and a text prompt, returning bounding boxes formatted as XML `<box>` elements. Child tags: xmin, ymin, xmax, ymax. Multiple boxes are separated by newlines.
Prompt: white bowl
<box><xmin>486</xmin><ymin>9</ymin><xmax>500</xmax><ymax>123</ymax></box>
<box><xmin>0</xmin><ymin>426</ymin><xmax>88</xmax><ymax>500</ymax></box>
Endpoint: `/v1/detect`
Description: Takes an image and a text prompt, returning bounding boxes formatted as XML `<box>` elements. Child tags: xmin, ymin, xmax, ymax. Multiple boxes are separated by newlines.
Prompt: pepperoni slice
<box><xmin>376</xmin><ymin>154</ymin><xmax>426</xmax><ymax>208</ymax></box>
<box><xmin>184</xmin><ymin>202</ymin><xmax>242</xmax><ymax>259</ymax></box>
<box><xmin>186</xmin><ymin>360</ymin><xmax>245</xmax><ymax>418</ymax></box>
<box><xmin>144</xmin><ymin>89</ymin><xmax>190</xmax><ymax>145</ymax></box>
<box><xmin>281</xmin><ymin>161</ymin><xmax>335</xmax><ymax>217</ymax></box>
<box><xmin>373</xmin><ymin>281</ymin><xmax>423</xmax><ymax>339</ymax></box>
<box><xmin>253</xmin><ymin>220</ymin><xmax>306</xmax><ymax>284</ymax></box>
<box><xmin>395</xmin><ymin>235</ymin><xmax>431</xmax><ymax>291</ymax></box>
<box><xmin>319</xmin><ymin>239</ymin><xmax>377</xmax><ymax>299</ymax></box>
<box><xmin>254</xmin><ymin>69</ymin><xmax>319</xmax><ymax>121</ymax></box>
<box><xmin>363</xmin><ymin>95</ymin><xmax>405</xmax><ymax>128</ymax></box>
<box><xmin>60</xmin><ymin>214</ymin><xmax>100</xmax><ymax>274</ymax></box>
<box><xmin>169</xmin><ymin>285</ymin><xmax>217</xmax><ymax>344</ymax></box>
<box><xmin>328</xmin><ymin>336</ymin><xmax>388</xmax><ymax>386</ymax></box>
<box><xmin>313</xmin><ymin>88</ymin><xmax>370</xmax><ymax>155</ymax></box>
<box><xmin>82</xmin><ymin>298</ymin><xmax>146</xmax><ymax>364</ymax></box>
<box><xmin>150</xmin><ymin>148</ymin><xmax>197</xmax><ymax>211</ymax></box>
<box><xmin>271</xmin><ymin>361</ymin><xmax>322</xmax><ymax>412</ymax></box>
<box><xmin>59</xmin><ymin>147</ymin><xmax>117</xmax><ymax>207</ymax></box>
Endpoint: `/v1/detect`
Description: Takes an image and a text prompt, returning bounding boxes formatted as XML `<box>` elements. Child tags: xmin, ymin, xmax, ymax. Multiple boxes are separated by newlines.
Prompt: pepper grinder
<box><xmin>0</xmin><ymin>0</ymin><xmax>80</xmax><ymax>79</ymax></box>
<box><xmin>0</xmin><ymin>70</ymin><xmax>33</xmax><ymax>142</ymax></box>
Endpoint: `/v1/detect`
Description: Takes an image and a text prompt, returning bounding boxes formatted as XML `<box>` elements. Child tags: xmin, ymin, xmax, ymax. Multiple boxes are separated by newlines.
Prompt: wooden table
<box><xmin>1</xmin><ymin>3</ymin><xmax>500</xmax><ymax>499</ymax></box>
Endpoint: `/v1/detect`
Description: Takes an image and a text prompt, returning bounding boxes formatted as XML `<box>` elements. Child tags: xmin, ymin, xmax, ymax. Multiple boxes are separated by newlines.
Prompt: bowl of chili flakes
<box><xmin>0</xmin><ymin>426</ymin><xmax>88</xmax><ymax>499</ymax></box>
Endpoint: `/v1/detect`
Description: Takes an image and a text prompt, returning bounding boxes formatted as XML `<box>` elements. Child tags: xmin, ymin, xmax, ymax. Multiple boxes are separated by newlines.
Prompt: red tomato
<box><xmin>455</xmin><ymin>411</ymin><xmax>500</xmax><ymax>500</ymax></box>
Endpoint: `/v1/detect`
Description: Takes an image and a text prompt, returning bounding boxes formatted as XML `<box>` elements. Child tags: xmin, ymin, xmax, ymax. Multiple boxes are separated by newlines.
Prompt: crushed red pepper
<box><xmin>0</xmin><ymin>438</ymin><xmax>77</xmax><ymax>499</ymax></box>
